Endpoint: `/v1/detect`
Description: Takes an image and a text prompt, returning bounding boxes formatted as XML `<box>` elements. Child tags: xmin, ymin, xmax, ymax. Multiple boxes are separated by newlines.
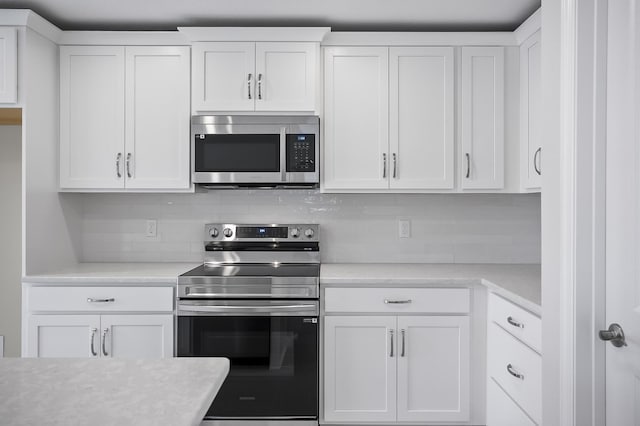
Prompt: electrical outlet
<box><xmin>146</xmin><ymin>220</ymin><xmax>157</xmax><ymax>238</ymax></box>
<box><xmin>399</xmin><ymin>220</ymin><xmax>411</xmax><ymax>238</ymax></box>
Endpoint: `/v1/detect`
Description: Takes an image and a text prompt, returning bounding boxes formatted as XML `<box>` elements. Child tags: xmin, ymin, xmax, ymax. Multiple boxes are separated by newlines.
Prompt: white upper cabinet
<box><xmin>389</xmin><ymin>47</ymin><xmax>455</xmax><ymax>189</ymax></box>
<box><xmin>460</xmin><ymin>47</ymin><xmax>505</xmax><ymax>189</ymax></box>
<box><xmin>520</xmin><ymin>31</ymin><xmax>542</xmax><ymax>191</ymax></box>
<box><xmin>0</xmin><ymin>27</ymin><xmax>18</xmax><ymax>103</ymax></box>
<box><xmin>60</xmin><ymin>45</ymin><xmax>190</xmax><ymax>191</ymax></box>
<box><xmin>323</xmin><ymin>47</ymin><xmax>389</xmax><ymax>190</ymax></box>
<box><xmin>192</xmin><ymin>41</ymin><xmax>317</xmax><ymax>112</ymax></box>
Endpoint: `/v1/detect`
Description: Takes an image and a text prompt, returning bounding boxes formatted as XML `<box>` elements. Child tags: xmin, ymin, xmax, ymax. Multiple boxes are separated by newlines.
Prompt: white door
<box><xmin>324</xmin><ymin>315</ymin><xmax>396</xmax><ymax>423</ymax></box>
<box><xmin>323</xmin><ymin>47</ymin><xmax>389</xmax><ymax>190</ymax></box>
<box><xmin>0</xmin><ymin>27</ymin><xmax>17</xmax><ymax>103</ymax></box>
<box><xmin>520</xmin><ymin>31</ymin><xmax>542</xmax><ymax>190</ymax></box>
<box><xmin>59</xmin><ymin>46</ymin><xmax>125</xmax><ymax>189</ymax></box>
<box><xmin>124</xmin><ymin>46</ymin><xmax>190</xmax><ymax>190</ymax></box>
<box><xmin>101</xmin><ymin>314</ymin><xmax>173</xmax><ymax>359</ymax></box>
<box><xmin>26</xmin><ymin>315</ymin><xmax>101</xmax><ymax>358</ymax></box>
<box><xmin>192</xmin><ymin>42</ymin><xmax>255</xmax><ymax>112</ymax></box>
<box><xmin>604</xmin><ymin>1</ymin><xmax>640</xmax><ymax>424</ymax></box>
<box><xmin>396</xmin><ymin>316</ymin><xmax>470</xmax><ymax>422</ymax></box>
<box><xmin>460</xmin><ymin>47</ymin><xmax>505</xmax><ymax>189</ymax></box>
<box><xmin>389</xmin><ymin>47</ymin><xmax>454</xmax><ymax>190</ymax></box>
<box><xmin>255</xmin><ymin>42</ymin><xmax>316</xmax><ymax>111</ymax></box>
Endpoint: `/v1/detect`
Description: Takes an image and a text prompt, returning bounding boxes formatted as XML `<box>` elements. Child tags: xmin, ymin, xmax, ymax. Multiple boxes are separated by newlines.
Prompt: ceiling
<box><xmin>0</xmin><ymin>0</ymin><xmax>540</xmax><ymax>32</ymax></box>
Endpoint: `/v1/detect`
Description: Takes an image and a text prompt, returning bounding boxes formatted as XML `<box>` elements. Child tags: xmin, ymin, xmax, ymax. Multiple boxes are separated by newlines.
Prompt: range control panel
<box><xmin>286</xmin><ymin>134</ymin><xmax>316</xmax><ymax>172</ymax></box>
<box><xmin>205</xmin><ymin>223</ymin><xmax>319</xmax><ymax>242</ymax></box>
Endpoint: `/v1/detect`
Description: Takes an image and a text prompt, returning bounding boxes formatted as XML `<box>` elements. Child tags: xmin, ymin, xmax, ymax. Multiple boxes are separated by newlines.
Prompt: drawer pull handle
<box><xmin>507</xmin><ymin>316</ymin><xmax>524</xmax><ymax>328</ymax></box>
<box><xmin>87</xmin><ymin>298</ymin><xmax>115</xmax><ymax>303</ymax></box>
<box><xmin>384</xmin><ymin>299</ymin><xmax>412</xmax><ymax>304</ymax></box>
<box><xmin>507</xmin><ymin>363</ymin><xmax>524</xmax><ymax>380</ymax></box>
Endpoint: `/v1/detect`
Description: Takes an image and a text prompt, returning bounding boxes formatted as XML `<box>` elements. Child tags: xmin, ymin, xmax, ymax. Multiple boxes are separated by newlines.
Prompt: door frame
<box><xmin>542</xmin><ymin>0</ymin><xmax>608</xmax><ymax>424</ymax></box>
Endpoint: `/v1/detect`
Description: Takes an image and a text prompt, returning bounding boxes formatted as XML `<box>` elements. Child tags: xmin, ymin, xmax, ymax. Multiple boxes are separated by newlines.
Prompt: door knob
<box><xmin>599</xmin><ymin>323</ymin><xmax>627</xmax><ymax>347</ymax></box>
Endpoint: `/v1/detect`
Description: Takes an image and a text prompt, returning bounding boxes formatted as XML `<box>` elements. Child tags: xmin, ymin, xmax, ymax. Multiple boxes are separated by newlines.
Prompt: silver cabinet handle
<box><xmin>90</xmin><ymin>328</ymin><xmax>98</xmax><ymax>356</ymax></box>
<box><xmin>126</xmin><ymin>153</ymin><xmax>132</xmax><ymax>178</ymax></box>
<box><xmin>465</xmin><ymin>153</ymin><xmax>471</xmax><ymax>178</ymax></box>
<box><xmin>116</xmin><ymin>153</ymin><xmax>122</xmax><ymax>178</ymax></box>
<box><xmin>87</xmin><ymin>298</ymin><xmax>115</xmax><ymax>303</ymax></box>
<box><xmin>101</xmin><ymin>328</ymin><xmax>109</xmax><ymax>357</ymax></box>
<box><xmin>507</xmin><ymin>363</ymin><xmax>524</xmax><ymax>380</ymax></box>
<box><xmin>247</xmin><ymin>73</ymin><xmax>252</xmax><ymax>100</ymax></box>
<box><xmin>534</xmin><ymin>147</ymin><xmax>542</xmax><ymax>175</ymax></box>
<box><xmin>507</xmin><ymin>316</ymin><xmax>524</xmax><ymax>329</ymax></box>
<box><xmin>401</xmin><ymin>329</ymin><xmax>406</xmax><ymax>357</ymax></box>
<box><xmin>383</xmin><ymin>153</ymin><xmax>387</xmax><ymax>178</ymax></box>
<box><xmin>392</xmin><ymin>153</ymin><xmax>397</xmax><ymax>178</ymax></box>
<box><xmin>384</xmin><ymin>299</ymin><xmax>412</xmax><ymax>304</ymax></box>
<box><xmin>257</xmin><ymin>73</ymin><xmax>263</xmax><ymax>99</ymax></box>
<box><xmin>389</xmin><ymin>329</ymin><xmax>394</xmax><ymax>357</ymax></box>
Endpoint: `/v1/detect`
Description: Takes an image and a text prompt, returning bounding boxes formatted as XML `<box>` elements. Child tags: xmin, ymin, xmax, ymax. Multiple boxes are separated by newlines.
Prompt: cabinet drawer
<box><xmin>487</xmin><ymin>377</ymin><xmax>537</xmax><ymax>426</ymax></box>
<box><xmin>488</xmin><ymin>323</ymin><xmax>541</xmax><ymax>424</ymax></box>
<box><xmin>27</xmin><ymin>286</ymin><xmax>173</xmax><ymax>313</ymax></box>
<box><xmin>324</xmin><ymin>287</ymin><xmax>470</xmax><ymax>313</ymax></box>
<box><xmin>488</xmin><ymin>293</ymin><xmax>541</xmax><ymax>353</ymax></box>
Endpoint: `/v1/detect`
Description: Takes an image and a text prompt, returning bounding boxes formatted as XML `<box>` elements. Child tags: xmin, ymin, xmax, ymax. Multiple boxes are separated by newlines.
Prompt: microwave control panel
<box><xmin>286</xmin><ymin>134</ymin><xmax>316</xmax><ymax>172</ymax></box>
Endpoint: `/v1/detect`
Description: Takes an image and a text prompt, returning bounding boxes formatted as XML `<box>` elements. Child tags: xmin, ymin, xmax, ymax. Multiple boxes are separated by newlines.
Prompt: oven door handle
<box><xmin>178</xmin><ymin>303</ymin><xmax>319</xmax><ymax>316</ymax></box>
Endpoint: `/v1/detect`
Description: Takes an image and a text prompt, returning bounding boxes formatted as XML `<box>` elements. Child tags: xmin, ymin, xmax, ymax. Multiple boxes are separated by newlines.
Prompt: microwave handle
<box><xmin>280</xmin><ymin>127</ymin><xmax>287</xmax><ymax>182</ymax></box>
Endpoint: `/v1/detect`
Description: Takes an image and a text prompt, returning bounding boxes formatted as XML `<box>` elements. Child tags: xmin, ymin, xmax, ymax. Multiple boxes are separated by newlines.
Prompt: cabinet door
<box><xmin>389</xmin><ymin>47</ymin><xmax>454</xmax><ymax>189</ymax></box>
<box><xmin>60</xmin><ymin>46</ymin><xmax>125</xmax><ymax>189</ymax></box>
<box><xmin>26</xmin><ymin>315</ymin><xmax>101</xmax><ymax>358</ymax></box>
<box><xmin>124</xmin><ymin>46</ymin><xmax>190</xmax><ymax>190</ymax></box>
<box><xmin>461</xmin><ymin>47</ymin><xmax>505</xmax><ymax>189</ymax></box>
<box><xmin>323</xmin><ymin>47</ymin><xmax>389</xmax><ymax>190</ymax></box>
<box><xmin>396</xmin><ymin>316</ymin><xmax>470</xmax><ymax>422</ymax></box>
<box><xmin>192</xmin><ymin>42</ymin><xmax>255</xmax><ymax>112</ymax></box>
<box><xmin>101</xmin><ymin>314</ymin><xmax>173</xmax><ymax>359</ymax></box>
<box><xmin>255</xmin><ymin>42</ymin><xmax>316</xmax><ymax>111</ymax></box>
<box><xmin>0</xmin><ymin>28</ymin><xmax>17</xmax><ymax>103</ymax></box>
<box><xmin>520</xmin><ymin>31</ymin><xmax>542</xmax><ymax>190</ymax></box>
<box><xmin>324</xmin><ymin>316</ymin><xmax>396</xmax><ymax>422</ymax></box>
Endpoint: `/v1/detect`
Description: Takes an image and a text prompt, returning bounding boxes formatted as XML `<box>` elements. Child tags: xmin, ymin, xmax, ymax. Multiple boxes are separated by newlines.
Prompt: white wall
<box><xmin>0</xmin><ymin>125</ymin><xmax>22</xmax><ymax>357</ymax></box>
<box><xmin>81</xmin><ymin>191</ymin><xmax>540</xmax><ymax>264</ymax></box>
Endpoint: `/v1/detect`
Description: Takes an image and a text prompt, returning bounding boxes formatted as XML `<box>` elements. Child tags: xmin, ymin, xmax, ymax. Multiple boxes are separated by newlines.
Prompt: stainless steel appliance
<box><xmin>191</xmin><ymin>116</ymin><xmax>320</xmax><ymax>188</ymax></box>
<box><xmin>177</xmin><ymin>223</ymin><xmax>320</xmax><ymax>426</ymax></box>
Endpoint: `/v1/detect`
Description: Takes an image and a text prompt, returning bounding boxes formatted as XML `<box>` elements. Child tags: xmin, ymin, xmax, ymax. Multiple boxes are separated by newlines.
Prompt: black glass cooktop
<box><xmin>180</xmin><ymin>263</ymin><xmax>320</xmax><ymax>278</ymax></box>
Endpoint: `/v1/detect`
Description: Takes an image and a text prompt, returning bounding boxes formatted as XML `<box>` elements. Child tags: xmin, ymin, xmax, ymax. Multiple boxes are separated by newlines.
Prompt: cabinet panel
<box><xmin>461</xmin><ymin>47</ymin><xmax>505</xmax><ymax>189</ymax></box>
<box><xmin>192</xmin><ymin>42</ymin><xmax>255</xmax><ymax>111</ymax></box>
<box><xmin>520</xmin><ymin>31</ymin><xmax>542</xmax><ymax>190</ymax></box>
<box><xmin>0</xmin><ymin>28</ymin><xmax>17</xmax><ymax>103</ymax></box>
<box><xmin>488</xmin><ymin>292</ymin><xmax>541</xmax><ymax>353</ymax></box>
<box><xmin>323</xmin><ymin>47</ymin><xmax>389</xmax><ymax>189</ymax></box>
<box><xmin>324</xmin><ymin>315</ymin><xmax>396</xmax><ymax>422</ymax></box>
<box><xmin>397</xmin><ymin>316</ymin><xmax>470</xmax><ymax>422</ymax></box>
<box><xmin>125</xmin><ymin>46</ymin><xmax>190</xmax><ymax>189</ymax></box>
<box><xmin>27</xmin><ymin>315</ymin><xmax>100</xmax><ymax>358</ymax></box>
<box><xmin>255</xmin><ymin>42</ymin><xmax>316</xmax><ymax>111</ymax></box>
<box><xmin>487</xmin><ymin>377</ymin><xmax>537</xmax><ymax>426</ymax></box>
<box><xmin>60</xmin><ymin>46</ymin><xmax>125</xmax><ymax>189</ymax></box>
<box><xmin>101</xmin><ymin>314</ymin><xmax>173</xmax><ymax>358</ymax></box>
<box><xmin>390</xmin><ymin>47</ymin><xmax>454</xmax><ymax>189</ymax></box>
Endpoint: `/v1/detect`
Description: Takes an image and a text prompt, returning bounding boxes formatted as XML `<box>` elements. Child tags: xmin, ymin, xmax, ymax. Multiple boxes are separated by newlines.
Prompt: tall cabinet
<box><xmin>520</xmin><ymin>31</ymin><xmax>542</xmax><ymax>190</ymax></box>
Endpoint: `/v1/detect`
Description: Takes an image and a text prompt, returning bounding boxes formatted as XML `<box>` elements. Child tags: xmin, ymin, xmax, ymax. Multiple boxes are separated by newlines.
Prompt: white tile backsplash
<box><xmin>80</xmin><ymin>191</ymin><xmax>541</xmax><ymax>264</ymax></box>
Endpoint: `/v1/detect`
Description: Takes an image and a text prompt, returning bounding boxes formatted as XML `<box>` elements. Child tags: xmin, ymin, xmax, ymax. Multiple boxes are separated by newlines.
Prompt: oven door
<box><xmin>192</xmin><ymin>124</ymin><xmax>286</xmax><ymax>184</ymax></box>
<box><xmin>176</xmin><ymin>300</ymin><xmax>319</xmax><ymax>421</ymax></box>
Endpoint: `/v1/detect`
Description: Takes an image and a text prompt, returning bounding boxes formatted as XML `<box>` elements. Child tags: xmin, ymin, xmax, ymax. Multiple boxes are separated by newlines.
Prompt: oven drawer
<box><xmin>488</xmin><ymin>293</ymin><xmax>541</xmax><ymax>353</ymax></box>
<box><xmin>324</xmin><ymin>287</ymin><xmax>470</xmax><ymax>313</ymax></box>
<box><xmin>27</xmin><ymin>286</ymin><xmax>173</xmax><ymax>312</ymax></box>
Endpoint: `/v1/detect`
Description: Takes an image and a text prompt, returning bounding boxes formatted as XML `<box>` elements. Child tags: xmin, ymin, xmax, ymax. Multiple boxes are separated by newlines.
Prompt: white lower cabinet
<box><xmin>486</xmin><ymin>378</ymin><xmax>536</xmax><ymax>426</ymax></box>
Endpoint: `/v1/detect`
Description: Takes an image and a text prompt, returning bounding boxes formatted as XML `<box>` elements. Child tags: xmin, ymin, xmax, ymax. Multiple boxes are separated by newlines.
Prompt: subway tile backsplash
<box><xmin>80</xmin><ymin>191</ymin><xmax>541</xmax><ymax>264</ymax></box>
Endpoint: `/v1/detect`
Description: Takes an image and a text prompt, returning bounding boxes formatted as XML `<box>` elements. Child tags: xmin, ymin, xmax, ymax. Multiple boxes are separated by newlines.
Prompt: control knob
<box><xmin>223</xmin><ymin>228</ymin><xmax>233</xmax><ymax>238</ymax></box>
<box><xmin>290</xmin><ymin>228</ymin><xmax>300</xmax><ymax>238</ymax></box>
<box><xmin>304</xmin><ymin>228</ymin><xmax>315</xmax><ymax>238</ymax></box>
<box><xmin>209</xmin><ymin>227</ymin><xmax>219</xmax><ymax>238</ymax></box>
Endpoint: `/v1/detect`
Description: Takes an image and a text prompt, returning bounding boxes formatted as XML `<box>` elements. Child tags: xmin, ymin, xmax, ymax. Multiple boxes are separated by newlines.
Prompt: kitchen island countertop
<box><xmin>0</xmin><ymin>357</ymin><xmax>229</xmax><ymax>426</ymax></box>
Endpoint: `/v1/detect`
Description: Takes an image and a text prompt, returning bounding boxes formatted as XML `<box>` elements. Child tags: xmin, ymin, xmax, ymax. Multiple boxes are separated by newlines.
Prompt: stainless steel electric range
<box><xmin>177</xmin><ymin>223</ymin><xmax>320</xmax><ymax>426</ymax></box>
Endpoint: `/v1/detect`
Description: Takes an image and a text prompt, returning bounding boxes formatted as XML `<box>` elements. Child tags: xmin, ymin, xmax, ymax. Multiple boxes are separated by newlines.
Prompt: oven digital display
<box><xmin>236</xmin><ymin>226</ymin><xmax>288</xmax><ymax>238</ymax></box>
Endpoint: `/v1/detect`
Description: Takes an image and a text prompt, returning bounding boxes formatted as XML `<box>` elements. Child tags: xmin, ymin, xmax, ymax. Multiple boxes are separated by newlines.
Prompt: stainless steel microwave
<box><xmin>191</xmin><ymin>115</ymin><xmax>319</xmax><ymax>188</ymax></box>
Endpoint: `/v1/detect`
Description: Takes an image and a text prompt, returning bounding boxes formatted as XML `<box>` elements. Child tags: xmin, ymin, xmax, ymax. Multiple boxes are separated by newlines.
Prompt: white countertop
<box><xmin>0</xmin><ymin>357</ymin><xmax>229</xmax><ymax>426</ymax></box>
<box><xmin>321</xmin><ymin>263</ymin><xmax>541</xmax><ymax>315</ymax></box>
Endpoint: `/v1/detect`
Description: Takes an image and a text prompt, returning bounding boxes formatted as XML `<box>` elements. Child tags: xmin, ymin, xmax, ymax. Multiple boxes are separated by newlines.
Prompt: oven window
<box><xmin>195</xmin><ymin>134</ymin><xmax>280</xmax><ymax>172</ymax></box>
<box><xmin>177</xmin><ymin>315</ymin><xmax>318</xmax><ymax>419</ymax></box>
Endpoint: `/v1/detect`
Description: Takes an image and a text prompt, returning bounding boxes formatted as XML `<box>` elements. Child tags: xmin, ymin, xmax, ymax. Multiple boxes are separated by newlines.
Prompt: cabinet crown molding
<box><xmin>322</xmin><ymin>31</ymin><xmax>518</xmax><ymax>46</ymax></box>
<box><xmin>178</xmin><ymin>27</ymin><xmax>330</xmax><ymax>42</ymax></box>
<box><xmin>514</xmin><ymin>8</ymin><xmax>541</xmax><ymax>44</ymax></box>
